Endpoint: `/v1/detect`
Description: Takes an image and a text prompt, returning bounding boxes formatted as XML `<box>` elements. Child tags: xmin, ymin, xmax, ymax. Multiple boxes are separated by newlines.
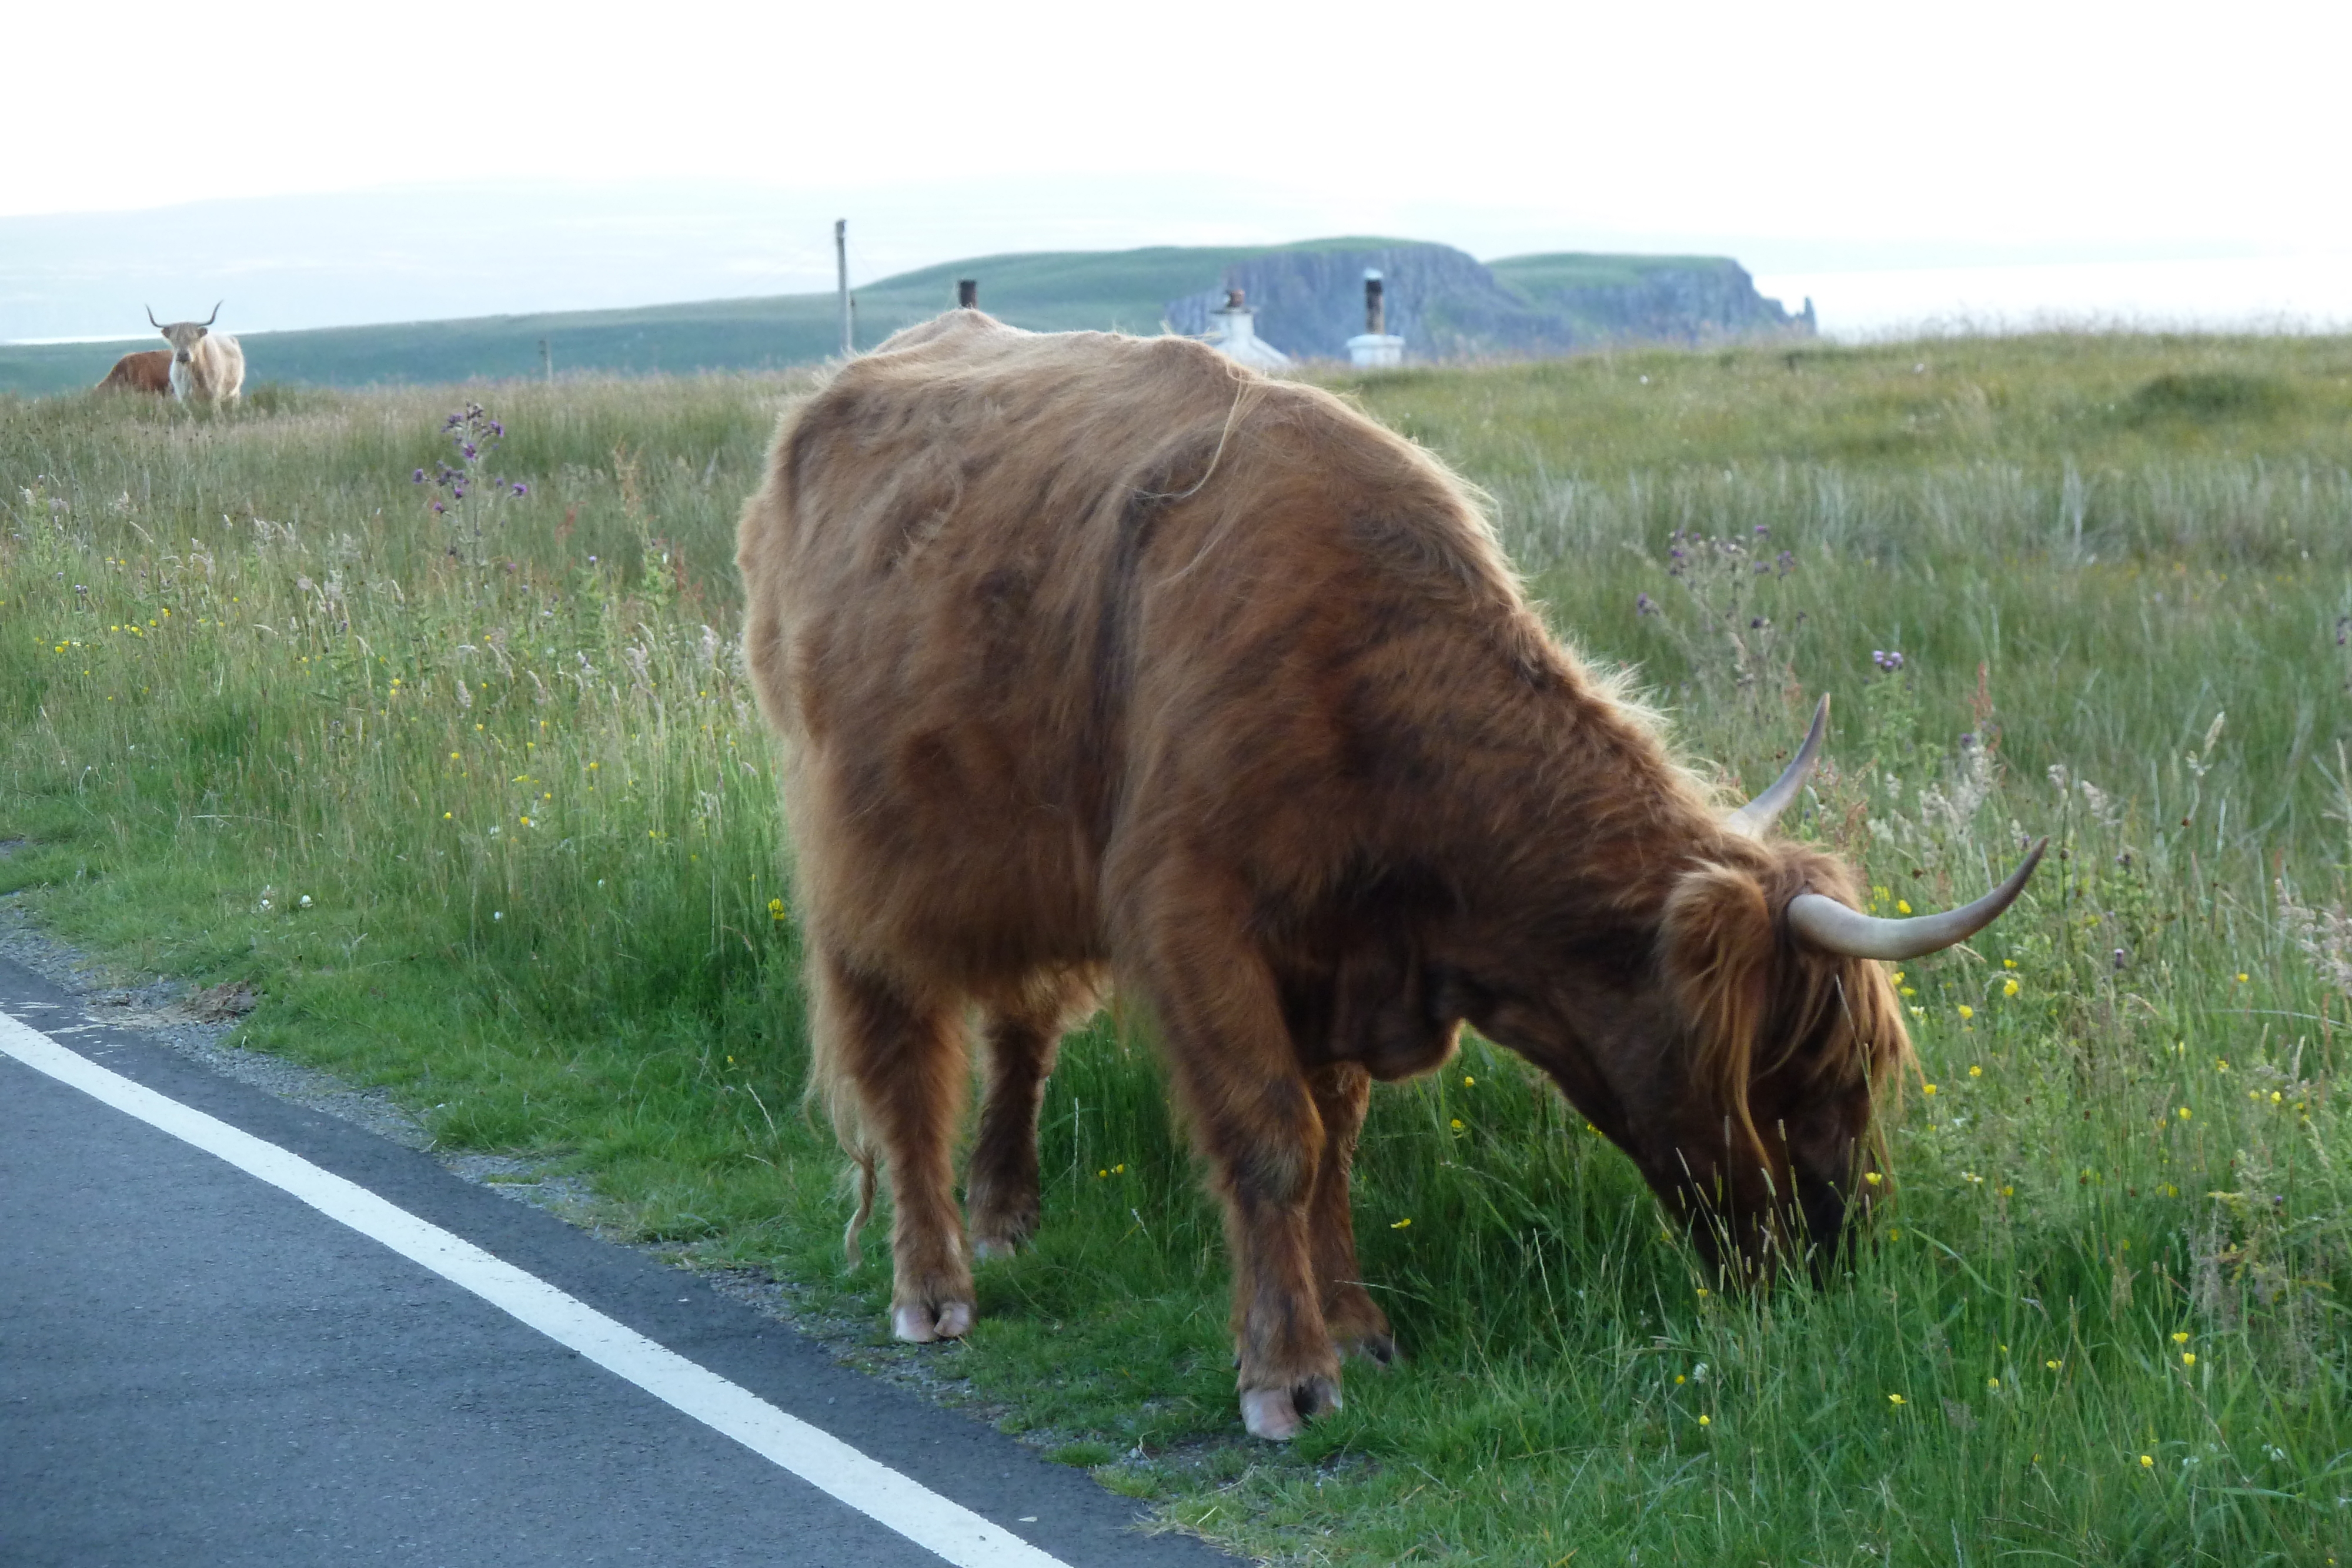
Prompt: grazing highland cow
<box><xmin>148</xmin><ymin>303</ymin><xmax>244</xmax><ymax>405</ymax></box>
<box><xmin>737</xmin><ymin>312</ymin><xmax>2041</xmax><ymax>1440</ymax></box>
<box><xmin>95</xmin><ymin>349</ymin><xmax>173</xmax><ymax>395</ymax></box>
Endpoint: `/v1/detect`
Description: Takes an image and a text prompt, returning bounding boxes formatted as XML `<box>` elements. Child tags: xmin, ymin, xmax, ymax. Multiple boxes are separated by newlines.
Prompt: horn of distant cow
<box><xmin>146</xmin><ymin>305</ymin><xmax>162</xmax><ymax>328</ymax></box>
<box><xmin>202</xmin><ymin>301</ymin><xmax>221</xmax><ymax>327</ymax></box>
<box><xmin>1728</xmin><ymin>696</ymin><xmax>1829</xmax><ymax>834</ymax></box>
<box><xmin>1786</xmin><ymin>839</ymin><xmax>2047</xmax><ymax>959</ymax></box>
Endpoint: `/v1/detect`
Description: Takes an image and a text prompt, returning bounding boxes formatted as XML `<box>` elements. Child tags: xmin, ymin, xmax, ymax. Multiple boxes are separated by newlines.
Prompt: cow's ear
<box><xmin>1658</xmin><ymin>861</ymin><xmax>1773</xmax><ymax>1156</ymax></box>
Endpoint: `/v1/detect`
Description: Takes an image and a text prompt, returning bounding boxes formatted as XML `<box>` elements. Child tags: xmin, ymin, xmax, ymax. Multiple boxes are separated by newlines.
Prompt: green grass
<box><xmin>5</xmin><ymin>333</ymin><xmax>2352</xmax><ymax>1564</ymax></box>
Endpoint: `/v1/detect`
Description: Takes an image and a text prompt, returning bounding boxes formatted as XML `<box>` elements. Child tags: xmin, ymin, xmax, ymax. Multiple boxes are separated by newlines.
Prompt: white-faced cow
<box><xmin>96</xmin><ymin>349</ymin><xmax>173</xmax><ymax>395</ymax></box>
<box><xmin>148</xmin><ymin>303</ymin><xmax>244</xmax><ymax>405</ymax></box>
<box><xmin>736</xmin><ymin>312</ymin><xmax>2041</xmax><ymax>1440</ymax></box>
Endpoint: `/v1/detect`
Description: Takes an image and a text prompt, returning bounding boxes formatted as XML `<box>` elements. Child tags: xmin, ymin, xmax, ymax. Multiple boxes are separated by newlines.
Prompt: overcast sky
<box><xmin>7</xmin><ymin>0</ymin><xmax>2348</xmax><ymax>333</ymax></box>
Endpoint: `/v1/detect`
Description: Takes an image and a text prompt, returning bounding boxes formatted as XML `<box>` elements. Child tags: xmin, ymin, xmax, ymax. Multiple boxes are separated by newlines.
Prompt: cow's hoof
<box><xmin>1239</xmin><ymin>1388</ymin><xmax>1304</xmax><ymax>1441</ymax></box>
<box><xmin>971</xmin><ymin>1236</ymin><xmax>1018</xmax><ymax>1263</ymax></box>
<box><xmin>1239</xmin><ymin>1377</ymin><xmax>1342</xmax><ymax>1442</ymax></box>
<box><xmin>891</xmin><ymin>1300</ymin><xmax>974</xmax><ymax>1343</ymax></box>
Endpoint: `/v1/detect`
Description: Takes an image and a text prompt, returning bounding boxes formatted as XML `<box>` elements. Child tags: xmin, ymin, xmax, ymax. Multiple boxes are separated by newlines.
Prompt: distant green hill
<box><xmin>0</xmin><ymin>239</ymin><xmax>1805</xmax><ymax>396</ymax></box>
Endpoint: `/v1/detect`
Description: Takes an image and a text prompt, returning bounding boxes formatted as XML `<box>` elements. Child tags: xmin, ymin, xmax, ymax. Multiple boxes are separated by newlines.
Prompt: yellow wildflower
<box><xmin>1888</xmin><ymin>1393</ymin><xmax>1906</xmax><ymax>1406</ymax></box>
<box><xmin>1897</xmin><ymin>900</ymin><xmax>1912</xmax><ymax>915</ymax></box>
<box><xmin>1969</xmin><ymin>1064</ymin><xmax>1983</xmax><ymax>1077</ymax></box>
<box><xmin>2002</xmin><ymin>978</ymin><xmax>2020</xmax><ymax>997</ymax></box>
<box><xmin>2140</xmin><ymin>1455</ymin><xmax>2154</xmax><ymax>1469</ymax></box>
<box><xmin>2171</xmin><ymin>1331</ymin><xmax>2189</xmax><ymax>1343</ymax></box>
<box><xmin>1391</xmin><ymin>1218</ymin><xmax>1411</xmax><ymax>1229</ymax></box>
<box><xmin>1922</xmin><ymin>1083</ymin><xmax>1938</xmax><ymax>1096</ymax></box>
<box><xmin>1957</xmin><ymin>1004</ymin><xmax>1974</xmax><ymax>1021</ymax></box>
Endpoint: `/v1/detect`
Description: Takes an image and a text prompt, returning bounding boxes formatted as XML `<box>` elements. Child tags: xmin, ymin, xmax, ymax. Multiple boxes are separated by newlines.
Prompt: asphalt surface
<box><xmin>0</xmin><ymin>951</ymin><xmax>1241</xmax><ymax>1568</ymax></box>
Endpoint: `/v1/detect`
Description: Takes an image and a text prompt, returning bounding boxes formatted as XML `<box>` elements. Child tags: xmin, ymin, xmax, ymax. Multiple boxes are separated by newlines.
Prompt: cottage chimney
<box><xmin>1347</xmin><ymin>268</ymin><xmax>1405</xmax><ymax>369</ymax></box>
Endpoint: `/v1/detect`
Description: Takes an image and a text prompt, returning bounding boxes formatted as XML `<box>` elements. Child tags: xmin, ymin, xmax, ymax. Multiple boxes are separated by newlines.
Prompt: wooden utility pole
<box><xmin>836</xmin><ymin>219</ymin><xmax>852</xmax><ymax>357</ymax></box>
<box><xmin>539</xmin><ymin>338</ymin><xmax>552</xmax><ymax>383</ymax></box>
<box><xmin>957</xmin><ymin>279</ymin><xmax>978</xmax><ymax>310</ymax></box>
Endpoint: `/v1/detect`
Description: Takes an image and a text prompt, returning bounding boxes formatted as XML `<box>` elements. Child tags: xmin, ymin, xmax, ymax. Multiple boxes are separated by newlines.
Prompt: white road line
<box><xmin>0</xmin><ymin>1012</ymin><xmax>1073</xmax><ymax>1568</ymax></box>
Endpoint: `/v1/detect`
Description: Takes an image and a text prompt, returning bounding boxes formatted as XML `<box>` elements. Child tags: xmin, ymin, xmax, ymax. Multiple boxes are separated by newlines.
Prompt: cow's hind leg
<box><xmin>967</xmin><ymin>972</ymin><xmax>1094</xmax><ymax>1261</ymax></box>
<box><xmin>811</xmin><ymin>945</ymin><xmax>974</xmax><ymax>1343</ymax></box>
<box><xmin>1305</xmin><ymin>1061</ymin><xmax>1395</xmax><ymax>1366</ymax></box>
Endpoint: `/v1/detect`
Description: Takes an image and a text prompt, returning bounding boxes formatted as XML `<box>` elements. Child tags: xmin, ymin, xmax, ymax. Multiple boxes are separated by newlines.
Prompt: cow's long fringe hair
<box><xmin>1662</xmin><ymin>846</ymin><xmax>1912</xmax><ymax>1177</ymax></box>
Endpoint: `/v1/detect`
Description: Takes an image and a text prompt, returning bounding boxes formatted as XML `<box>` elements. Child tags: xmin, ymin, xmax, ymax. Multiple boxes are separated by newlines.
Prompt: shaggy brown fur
<box><xmin>737</xmin><ymin>312</ymin><xmax>1912</xmax><ymax>1439</ymax></box>
<box><xmin>95</xmin><ymin>349</ymin><xmax>173</xmax><ymax>395</ymax></box>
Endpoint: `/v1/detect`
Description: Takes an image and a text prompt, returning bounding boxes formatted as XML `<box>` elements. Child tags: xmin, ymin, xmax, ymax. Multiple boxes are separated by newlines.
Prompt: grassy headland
<box><xmin>0</xmin><ymin>242</ymin><xmax>1767</xmax><ymax>395</ymax></box>
<box><xmin>4</xmin><ymin>333</ymin><xmax>2350</xmax><ymax>1564</ymax></box>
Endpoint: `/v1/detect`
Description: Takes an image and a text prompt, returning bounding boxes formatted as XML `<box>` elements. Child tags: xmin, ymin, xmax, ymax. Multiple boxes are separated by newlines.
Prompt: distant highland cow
<box><xmin>95</xmin><ymin>349</ymin><xmax>173</xmax><ymax>395</ymax></box>
<box><xmin>148</xmin><ymin>303</ymin><xmax>244</xmax><ymax>405</ymax></box>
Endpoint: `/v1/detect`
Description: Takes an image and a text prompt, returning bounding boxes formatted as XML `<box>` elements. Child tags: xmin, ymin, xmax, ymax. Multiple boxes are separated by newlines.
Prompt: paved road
<box><xmin>0</xmin><ymin>954</ymin><xmax>1238</xmax><ymax>1568</ymax></box>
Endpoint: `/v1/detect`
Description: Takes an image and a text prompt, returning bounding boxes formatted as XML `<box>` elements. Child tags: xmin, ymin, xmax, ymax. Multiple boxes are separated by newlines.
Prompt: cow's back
<box><xmin>738</xmin><ymin>312</ymin><xmax>1541</xmax><ymax>985</ymax></box>
<box><xmin>98</xmin><ymin>350</ymin><xmax>172</xmax><ymax>394</ymax></box>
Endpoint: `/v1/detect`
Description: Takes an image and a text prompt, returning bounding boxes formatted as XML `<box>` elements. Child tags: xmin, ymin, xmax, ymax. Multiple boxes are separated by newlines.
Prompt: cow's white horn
<box><xmin>203</xmin><ymin>300</ymin><xmax>221</xmax><ymax>327</ymax></box>
<box><xmin>1787</xmin><ymin>838</ymin><xmax>2047</xmax><ymax>959</ymax></box>
<box><xmin>1729</xmin><ymin>695</ymin><xmax>1829</xmax><ymax>835</ymax></box>
<box><xmin>146</xmin><ymin>305</ymin><xmax>162</xmax><ymax>329</ymax></box>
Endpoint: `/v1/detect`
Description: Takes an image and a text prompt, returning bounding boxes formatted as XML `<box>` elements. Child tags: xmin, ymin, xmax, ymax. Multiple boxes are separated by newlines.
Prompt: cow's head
<box><xmin>148</xmin><ymin>302</ymin><xmax>220</xmax><ymax>364</ymax></box>
<box><xmin>1474</xmin><ymin>699</ymin><xmax>2042</xmax><ymax>1281</ymax></box>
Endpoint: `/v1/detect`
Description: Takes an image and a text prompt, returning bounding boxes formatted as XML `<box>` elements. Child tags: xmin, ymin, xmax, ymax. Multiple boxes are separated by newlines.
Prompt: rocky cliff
<box><xmin>1163</xmin><ymin>242</ymin><xmax>1811</xmax><ymax>362</ymax></box>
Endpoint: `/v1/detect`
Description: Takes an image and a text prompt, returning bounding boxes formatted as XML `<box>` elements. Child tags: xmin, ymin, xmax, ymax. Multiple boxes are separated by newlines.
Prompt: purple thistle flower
<box><xmin>413</xmin><ymin>469</ymin><xmax>426</xmax><ymax>483</ymax></box>
<box><xmin>1635</xmin><ymin>592</ymin><xmax>1658</xmax><ymax>616</ymax></box>
<box><xmin>1872</xmin><ymin>649</ymin><xmax>1906</xmax><ymax>673</ymax></box>
<box><xmin>462</xmin><ymin>443</ymin><xmax>478</xmax><ymax>460</ymax></box>
<box><xmin>2112</xmin><ymin>947</ymin><xmax>2128</xmax><ymax>970</ymax></box>
<box><xmin>511</xmin><ymin>482</ymin><xmax>529</xmax><ymax>497</ymax></box>
<box><xmin>430</xmin><ymin>501</ymin><xmax>445</xmax><ymax>514</ymax></box>
<box><xmin>490</xmin><ymin>422</ymin><xmax>504</xmax><ymax>437</ymax></box>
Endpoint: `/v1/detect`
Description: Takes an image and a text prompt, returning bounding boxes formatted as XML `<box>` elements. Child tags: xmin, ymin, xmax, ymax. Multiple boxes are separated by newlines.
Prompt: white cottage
<box><xmin>1201</xmin><ymin>289</ymin><xmax>1292</xmax><ymax>372</ymax></box>
<box><xmin>1346</xmin><ymin>270</ymin><xmax>1405</xmax><ymax>368</ymax></box>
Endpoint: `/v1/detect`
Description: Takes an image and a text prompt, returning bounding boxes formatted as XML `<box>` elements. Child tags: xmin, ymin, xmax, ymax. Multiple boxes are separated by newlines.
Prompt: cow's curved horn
<box><xmin>202</xmin><ymin>301</ymin><xmax>220</xmax><ymax>327</ymax></box>
<box><xmin>1788</xmin><ymin>839</ymin><xmax>2047</xmax><ymax>959</ymax></box>
<box><xmin>146</xmin><ymin>305</ymin><xmax>162</xmax><ymax>328</ymax></box>
<box><xmin>1729</xmin><ymin>696</ymin><xmax>1829</xmax><ymax>835</ymax></box>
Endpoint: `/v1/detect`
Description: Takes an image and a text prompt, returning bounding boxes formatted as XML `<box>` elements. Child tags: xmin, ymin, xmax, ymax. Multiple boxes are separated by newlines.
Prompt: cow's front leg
<box><xmin>811</xmin><ymin>945</ymin><xmax>974</xmax><ymax>1343</ymax></box>
<box><xmin>1305</xmin><ymin>1061</ymin><xmax>1395</xmax><ymax>1366</ymax></box>
<box><xmin>1125</xmin><ymin>870</ymin><xmax>1340</xmax><ymax>1441</ymax></box>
